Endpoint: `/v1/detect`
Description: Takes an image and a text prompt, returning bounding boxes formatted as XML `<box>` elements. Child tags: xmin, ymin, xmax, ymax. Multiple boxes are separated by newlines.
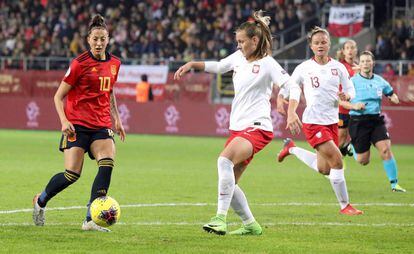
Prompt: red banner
<box><xmin>1</xmin><ymin>97</ymin><xmax>413</xmax><ymax>144</ymax></box>
<box><xmin>328</xmin><ymin>5</ymin><xmax>365</xmax><ymax>37</ymax></box>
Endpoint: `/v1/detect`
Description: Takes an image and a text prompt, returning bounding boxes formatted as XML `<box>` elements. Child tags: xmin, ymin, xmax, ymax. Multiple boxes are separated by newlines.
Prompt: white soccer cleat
<box><xmin>32</xmin><ymin>194</ymin><xmax>45</xmax><ymax>226</ymax></box>
<box><xmin>82</xmin><ymin>220</ymin><xmax>111</xmax><ymax>232</ymax></box>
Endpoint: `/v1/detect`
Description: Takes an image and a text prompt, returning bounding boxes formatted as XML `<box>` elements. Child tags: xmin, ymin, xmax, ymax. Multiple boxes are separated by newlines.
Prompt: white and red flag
<box><xmin>328</xmin><ymin>5</ymin><xmax>365</xmax><ymax>37</ymax></box>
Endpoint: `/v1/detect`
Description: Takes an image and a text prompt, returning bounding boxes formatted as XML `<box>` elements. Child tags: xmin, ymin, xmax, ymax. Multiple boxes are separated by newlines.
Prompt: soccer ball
<box><xmin>90</xmin><ymin>196</ymin><xmax>121</xmax><ymax>227</ymax></box>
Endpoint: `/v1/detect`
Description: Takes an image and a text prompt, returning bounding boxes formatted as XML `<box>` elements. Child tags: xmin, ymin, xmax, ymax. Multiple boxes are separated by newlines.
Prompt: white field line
<box><xmin>0</xmin><ymin>221</ymin><xmax>413</xmax><ymax>227</ymax></box>
<box><xmin>0</xmin><ymin>202</ymin><xmax>413</xmax><ymax>215</ymax></box>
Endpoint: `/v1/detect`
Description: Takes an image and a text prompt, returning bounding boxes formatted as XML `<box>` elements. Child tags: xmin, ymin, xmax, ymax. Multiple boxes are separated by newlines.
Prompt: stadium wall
<box><xmin>1</xmin><ymin>70</ymin><xmax>414</xmax><ymax>144</ymax></box>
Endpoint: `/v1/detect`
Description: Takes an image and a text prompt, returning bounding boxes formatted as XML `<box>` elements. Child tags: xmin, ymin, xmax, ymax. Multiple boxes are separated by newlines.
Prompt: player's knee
<box><xmin>379</xmin><ymin>147</ymin><xmax>392</xmax><ymax>160</ymax></box>
<box><xmin>318</xmin><ymin>168</ymin><xmax>330</xmax><ymax>175</ymax></box>
<box><xmin>330</xmin><ymin>157</ymin><xmax>343</xmax><ymax>169</ymax></box>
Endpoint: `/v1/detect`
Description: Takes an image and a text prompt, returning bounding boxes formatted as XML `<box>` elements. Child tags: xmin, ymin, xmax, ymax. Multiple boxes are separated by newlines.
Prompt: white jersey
<box><xmin>290</xmin><ymin>58</ymin><xmax>355</xmax><ymax>125</ymax></box>
<box><xmin>205</xmin><ymin>50</ymin><xmax>290</xmax><ymax>131</ymax></box>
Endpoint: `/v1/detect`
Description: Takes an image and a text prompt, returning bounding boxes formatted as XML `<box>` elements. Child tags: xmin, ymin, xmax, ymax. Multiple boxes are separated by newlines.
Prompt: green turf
<box><xmin>0</xmin><ymin>129</ymin><xmax>413</xmax><ymax>253</ymax></box>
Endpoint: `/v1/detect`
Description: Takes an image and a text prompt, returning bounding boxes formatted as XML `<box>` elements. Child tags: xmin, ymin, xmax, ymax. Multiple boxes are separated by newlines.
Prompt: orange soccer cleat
<box><xmin>340</xmin><ymin>204</ymin><xmax>364</xmax><ymax>216</ymax></box>
<box><xmin>277</xmin><ymin>138</ymin><xmax>296</xmax><ymax>162</ymax></box>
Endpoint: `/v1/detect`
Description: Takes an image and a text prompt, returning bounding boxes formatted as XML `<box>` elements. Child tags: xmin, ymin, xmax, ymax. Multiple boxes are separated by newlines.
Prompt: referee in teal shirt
<box><xmin>347</xmin><ymin>51</ymin><xmax>406</xmax><ymax>192</ymax></box>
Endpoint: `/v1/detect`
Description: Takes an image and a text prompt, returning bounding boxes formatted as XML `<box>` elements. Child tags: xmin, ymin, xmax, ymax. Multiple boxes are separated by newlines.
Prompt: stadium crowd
<box><xmin>0</xmin><ymin>0</ymin><xmax>318</xmax><ymax>62</ymax></box>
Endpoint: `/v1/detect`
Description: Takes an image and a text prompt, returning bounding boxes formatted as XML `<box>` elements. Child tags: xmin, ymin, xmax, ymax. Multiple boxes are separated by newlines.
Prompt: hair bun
<box><xmin>91</xmin><ymin>14</ymin><xmax>105</xmax><ymax>26</ymax></box>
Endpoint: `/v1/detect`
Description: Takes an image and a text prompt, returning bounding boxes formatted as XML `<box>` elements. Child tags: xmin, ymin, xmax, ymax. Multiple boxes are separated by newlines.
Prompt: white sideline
<box><xmin>0</xmin><ymin>202</ymin><xmax>413</xmax><ymax>214</ymax></box>
<box><xmin>0</xmin><ymin>221</ymin><xmax>413</xmax><ymax>227</ymax></box>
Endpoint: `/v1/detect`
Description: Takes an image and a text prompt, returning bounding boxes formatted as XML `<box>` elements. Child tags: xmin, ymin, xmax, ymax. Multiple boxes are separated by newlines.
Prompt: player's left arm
<box><xmin>110</xmin><ymin>91</ymin><xmax>126</xmax><ymax>141</ymax></box>
<box><xmin>338</xmin><ymin>65</ymin><xmax>355</xmax><ymax>101</ymax></box>
<box><xmin>383</xmin><ymin>78</ymin><xmax>399</xmax><ymax>104</ymax></box>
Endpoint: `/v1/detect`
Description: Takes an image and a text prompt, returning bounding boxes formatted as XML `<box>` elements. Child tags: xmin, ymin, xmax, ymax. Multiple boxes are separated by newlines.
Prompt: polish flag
<box><xmin>328</xmin><ymin>5</ymin><xmax>365</xmax><ymax>37</ymax></box>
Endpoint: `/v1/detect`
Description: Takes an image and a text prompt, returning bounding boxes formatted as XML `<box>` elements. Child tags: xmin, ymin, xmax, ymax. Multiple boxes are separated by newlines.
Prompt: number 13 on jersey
<box><xmin>99</xmin><ymin>76</ymin><xmax>111</xmax><ymax>91</ymax></box>
<box><xmin>310</xmin><ymin>76</ymin><xmax>320</xmax><ymax>88</ymax></box>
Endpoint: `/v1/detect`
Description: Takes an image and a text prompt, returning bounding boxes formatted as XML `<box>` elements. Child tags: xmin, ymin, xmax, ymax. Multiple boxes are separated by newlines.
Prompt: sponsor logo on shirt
<box><xmin>252</xmin><ymin>64</ymin><xmax>260</xmax><ymax>74</ymax></box>
<box><xmin>91</xmin><ymin>67</ymin><xmax>98</xmax><ymax>72</ymax></box>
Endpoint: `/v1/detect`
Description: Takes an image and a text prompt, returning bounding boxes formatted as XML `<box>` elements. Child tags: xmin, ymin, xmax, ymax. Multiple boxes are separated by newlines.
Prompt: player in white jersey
<box><xmin>277</xmin><ymin>27</ymin><xmax>363</xmax><ymax>215</ymax></box>
<box><xmin>174</xmin><ymin>11</ymin><xmax>291</xmax><ymax>235</ymax></box>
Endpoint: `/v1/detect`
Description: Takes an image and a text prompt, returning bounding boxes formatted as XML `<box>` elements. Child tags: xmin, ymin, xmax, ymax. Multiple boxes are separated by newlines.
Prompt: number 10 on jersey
<box><xmin>99</xmin><ymin>76</ymin><xmax>111</xmax><ymax>91</ymax></box>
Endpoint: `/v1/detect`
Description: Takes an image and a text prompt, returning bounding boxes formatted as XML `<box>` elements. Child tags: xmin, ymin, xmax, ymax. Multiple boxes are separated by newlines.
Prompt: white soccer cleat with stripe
<box><xmin>82</xmin><ymin>220</ymin><xmax>111</xmax><ymax>232</ymax></box>
<box><xmin>32</xmin><ymin>193</ymin><xmax>45</xmax><ymax>226</ymax></box>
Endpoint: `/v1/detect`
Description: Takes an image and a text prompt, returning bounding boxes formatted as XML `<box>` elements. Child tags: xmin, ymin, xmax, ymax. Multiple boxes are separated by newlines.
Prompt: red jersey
<box><xmin>63</xmin><ymin>51</ymin><xmax>121</xmax><ymax>129</ymax></box>
<box><xmin>339</xmin><ymin>59</ymin><xmax>356</xmax><ymax>114</ymax></box>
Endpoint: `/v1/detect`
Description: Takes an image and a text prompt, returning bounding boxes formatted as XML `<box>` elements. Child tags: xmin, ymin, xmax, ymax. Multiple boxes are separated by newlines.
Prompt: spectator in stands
<box><xmin>408</xmin><ymin>19</ymin><xmax>414</xmax><ymax>39</ymax></box>
<box><xmin>0</xmin><ymin>1</ymin><xmax>315</xmax><ymax>62</ymax></box>
<box><xmin>136</xmin><ymin>74</ymin><xmax>153</xmax><ymax>103</ymax></box>
<box><xmin>382</xmin><ymin>63</ymin><xmax>396</xmax><ymax>80</ymax></box>
<box><xmin>407</xmin><ymin>63</ymin><xmax>414</xmax><ymax>76</ymax></box>
<box><xmin>376</xmin><ymin>35</ymin><xmax>392</xmax><ymax>59</ymax></box>
<box><xmin>394</xmin><ymin>19</ymin><xmax>408</xmax><ymax>44</ymax></box>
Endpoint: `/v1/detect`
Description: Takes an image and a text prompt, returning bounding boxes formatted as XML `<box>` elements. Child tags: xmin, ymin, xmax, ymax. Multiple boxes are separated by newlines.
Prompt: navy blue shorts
<box><xmin>59</xmin><ymin>125</ymin><xmax>115</xmax><ymax>160</ymax></box>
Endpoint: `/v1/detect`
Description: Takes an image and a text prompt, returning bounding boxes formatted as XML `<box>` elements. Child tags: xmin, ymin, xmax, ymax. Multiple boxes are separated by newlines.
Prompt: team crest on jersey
<box><xmin>331</xmin><ymin>68</ymin><xmax>338</xmax><ymax>76</ymax></box>
<box><xmin>111</xmin><ymin>65</ymin><xmax>117</xmax><ymax>75</ymax></box>
<box><xmin>252</xmin><ymin>64</ymin><xmax>260</xmax><ymax>73</ymax></box>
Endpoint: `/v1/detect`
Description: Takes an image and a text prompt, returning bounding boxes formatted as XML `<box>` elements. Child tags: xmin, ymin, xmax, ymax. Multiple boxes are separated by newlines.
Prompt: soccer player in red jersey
<box><xmin>32</xmin><ymin>14</ymin><xmax>125</xmax><ymax>232</ymax></box>
<box><xmin>336</xmin><ymin>40</ymin><xmax>360</xmax><ymax>156</ymax></box>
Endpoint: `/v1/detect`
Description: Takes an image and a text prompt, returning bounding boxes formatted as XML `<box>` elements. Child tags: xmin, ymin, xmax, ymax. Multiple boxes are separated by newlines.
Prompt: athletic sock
<box><xmin>86</xmin><ymin>158</ymin><xmax>114</xmax><ymax>221</ymax></box>
<box><xmin>216</xmin><ymin>156</ymin><xmax>235</xmax><ymax>216</ymax></box>
<box><xmin>38</xmin><ymin>169</ymin><xmax>80</xmax><ymax>207</ymax></box>
<box><xmin>351</xmin><ymin>144</ymin><xmax>358</xmax><ymax>161</ymax></box>
<box><xmin>329</xmin><ymin>168</ymin><xmax>349</xmax><ymax>209</ymax></box>
<box><xmin>383</xmin><ymin>157</ymin><xmax>398</xmax><ymax>188</ymax></box>
<box><xmin>230</xmin><ymin>185</ymin><xmax>255</xmax><ymax>225</ymax></box>
<box><xmin>289</xmin><ymin>147</ymin><xmax>319</xmax><ymax>172</ymax></box>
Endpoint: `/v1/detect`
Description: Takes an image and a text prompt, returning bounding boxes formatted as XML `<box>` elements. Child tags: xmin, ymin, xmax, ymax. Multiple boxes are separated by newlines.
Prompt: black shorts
<box><xmin>59</xmin><ymin>125</ymin><xmax>115</xmax><ymax>160</ymax></box>
<box><xmin>338</xmin><ymin>113</ymin><xmax>350</xmax><ymax>129</ymax></box>
<box><xmin>349</xmin><ymin>114</ymin><xmax>389</xmax><ymax>154</ymax></box>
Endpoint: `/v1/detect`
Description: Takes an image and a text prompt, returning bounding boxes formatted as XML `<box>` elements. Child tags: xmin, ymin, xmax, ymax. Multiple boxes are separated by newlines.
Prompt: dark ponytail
<box><xmin>88</xmin><ymin>14</ymin><xmax>107</xmax><ymax>34</ymax></box>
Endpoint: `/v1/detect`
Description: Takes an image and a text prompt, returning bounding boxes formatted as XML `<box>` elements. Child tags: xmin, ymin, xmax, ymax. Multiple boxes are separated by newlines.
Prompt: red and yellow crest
<box><xmin>110</xmin><ymin>65</ymin><xmax>117</xmax><ymax>75</ymax></box>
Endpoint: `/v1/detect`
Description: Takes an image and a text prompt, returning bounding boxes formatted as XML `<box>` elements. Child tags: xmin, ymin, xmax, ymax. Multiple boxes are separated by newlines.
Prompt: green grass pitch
<box><xmin>0</xmin><ymin>129</ymin><xmax>413</xmax><ymax>253</ymax></box>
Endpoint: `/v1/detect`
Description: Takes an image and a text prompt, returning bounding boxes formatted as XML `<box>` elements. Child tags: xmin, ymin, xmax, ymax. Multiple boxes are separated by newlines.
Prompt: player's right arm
<box><xmin>174</xmin><ymin>50</ymin><xmax>240</xmax><ymax>80</ymax></box>
<box><xmin>339</xmin><ymin>100</ymin><xmax>366</xmax><ymax>111</ymax></box>
<box><xmin>56</xmin><ymin>60</ymin><xmax>80</xmax><ymax>136</ymax></box>
<box><xmin>54</xmin><ymin>81</ymin><xmax>75</xmax><ymax>136</ymax></box>
<box><xmin>286</xmin><ymin>66</ymin><xmax>303</xmax><ymax>135</ymax></box>
<box><xmin>174</xmin><ymin>61</ymin><xmax>205</xmax><ymax>80</ymax></box>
